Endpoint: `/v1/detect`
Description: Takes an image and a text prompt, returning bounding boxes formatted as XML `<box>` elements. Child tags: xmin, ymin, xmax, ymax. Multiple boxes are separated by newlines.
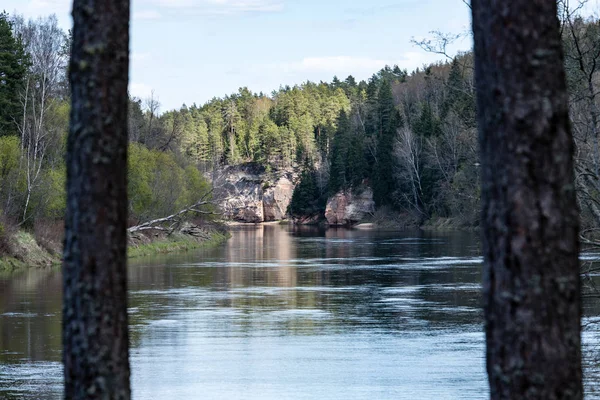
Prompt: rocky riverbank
<box><xmin>210</xmin><ymin>163</ymin><xmax>478</xmax><ymax>229</ymax></box>
<box><xmin>211</xmin><ymin>163</ymin><xmax>379</xmax><ymax>227</ymax></box>
<box><xmin>211</xmin><ymin>163</ymin><xmax>298</xmax><ymax>223</ymax></box>
<box><xmin>324</xmin><ymin>187</ymin><xmax>376</xmax><ymax>226</ymax></box>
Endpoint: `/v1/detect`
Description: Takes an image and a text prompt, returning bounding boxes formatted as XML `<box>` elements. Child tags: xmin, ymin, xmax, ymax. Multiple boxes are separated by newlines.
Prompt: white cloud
<box><xmin>150</xmin><ymin>0</ymin><xmax>283</xmax><ymax>14</ymax></box>
<box><xmin>206</xmin><ymin>0</ymin><xmax>283</xmax><ymax>12</ymax></box>
<box><xmin>154</xmin><ymin>0</ymin><xmax>195</xmax><ymax>8</ymax></box>
<box><xmin>131</xmin><ymin>52</ymin><xmax>152</xmax><ymax>63</ymax></box>
<box><xmin>11</xmin><ymin>0</ymin><xmax>72</xmax><ymax>29</ymax></box>
<box><xmin>266</xmin><ymin>53</ymin><xmax>442</xmax><ymax>77</ymax></box>
<box><xmin>129</xmin><ymin>82</ymin><xmax>154</xmax><ymax>100</ymax></box>
<box><xmin>299</xmin><ymin>56</ymin><xmax>392</xmax><ymax>72</ymax></box>
<box><xmin>133</xmin><ymin>10</ymin><xmax>162</xmax><ymax>20</ymax></box>
<box><xmin>24</xmin><ymin>0</ymin><xmax>70</xmax><ymax>15</ymax></box>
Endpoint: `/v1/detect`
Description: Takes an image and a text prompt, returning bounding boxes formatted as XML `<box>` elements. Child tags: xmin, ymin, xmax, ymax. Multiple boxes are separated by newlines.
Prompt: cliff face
<box><xmin>212</xmin><ymin>163</ymin><xmax>297</xmax><ymax>223</ymax></box>
<box><xmin>325</xmin><ymin>188</ymin><xmax>375</xmax><ymax>226</ymax></box>
<box><xmin>212</xmin><ymin>164</ymin><xmax>375</xmax><ymax>225</ymax></box>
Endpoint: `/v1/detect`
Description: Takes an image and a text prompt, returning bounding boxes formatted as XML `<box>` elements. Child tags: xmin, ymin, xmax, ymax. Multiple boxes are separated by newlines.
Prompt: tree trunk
<box><xmin>472</xmin><ymin>1</ymin><xmax>582</xmax><ymax>399</ymax></box>
<box><xmin>63</xmin><ymin>0</ymin><xmax>131</xmax><ymax>398</ymax></box>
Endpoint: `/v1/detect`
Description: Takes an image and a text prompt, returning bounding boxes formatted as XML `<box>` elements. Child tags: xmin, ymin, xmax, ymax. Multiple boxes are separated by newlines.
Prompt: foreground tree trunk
<box><xmin>63</xmin><ymin>0</ymin><xmax>131</xmax><ymax>398</ymax></box>
<box><xmin>472</xmin><ymin>1</ymin><xmax>582</xmax><ymax>399</ymax></box>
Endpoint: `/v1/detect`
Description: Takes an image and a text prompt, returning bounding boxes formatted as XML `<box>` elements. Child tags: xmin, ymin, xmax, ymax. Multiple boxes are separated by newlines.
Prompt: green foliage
<box><xmin>373</xmin><ymin>80</ymin><xmax>402</xmax><ymax>207</ymax></box>
<box><xmin>442</xmin><ymin>58</ymin><xmax>476</xmax><ymax>127</ymax></box>
<box><xmin>328</xmin><ymin>111</ymin><xmax>350</xmax><ymax>194</ymax></box>
<box><xmin>0</xmin><ymin>12</ymin><xmax>494</xmax><ymax>229</ymax></box>
<box><xmin>0</xmin><ymin>12</ymin><xmax>29</xmax><ymax>136</ymax></box>
<box><xmin>128</xmin><ymin>143</ymin><xmax>213</xmax><ymax>222</ymax></box>
<box><xmin>128</xmin><ymin>143</ymin><xmax>154</xmax><ymax>218</ymax></box>
<box><xmin>289</xmin><ymin>168</ymin><xmax>324</xmax><ymax>217</ymax></box>
<box><xmin>128</xmin><ymin>230</ymin><xmax>230</xmax><ymax>258</ymax></box>
<box><xmin>413</xmin><ymin>102</ymin><xmax>442</xmax><ymax>137</ymax></box>
<box><xmin>43</xmin><ymin>166</ymin><xmax>66</xmax><ymax>219</ymax></box>
<box><xmin>0</xmin><ymin>136</ymin><xmax>19</xmax><ymax>177</ymax></box>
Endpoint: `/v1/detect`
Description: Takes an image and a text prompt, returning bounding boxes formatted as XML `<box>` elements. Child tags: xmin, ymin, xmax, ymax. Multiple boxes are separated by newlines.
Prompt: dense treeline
<box><xmin>0</xmin><ymin>12</ymin><xmax>213</xmax><ymax>236</ymax></box>
<box><xmin>146</xmin><ymin>58</ymin><xmax>476</xmax><ymax>224</ymax></box>
<box><xmin>154</xmin><ymin>55</ymin><xmax>478</xmax><ymax>225</ymax></box>
<box><xmin>2</xmin><ymin>8</ymin><xmax>600</xmax><ymax>230</ymax></box>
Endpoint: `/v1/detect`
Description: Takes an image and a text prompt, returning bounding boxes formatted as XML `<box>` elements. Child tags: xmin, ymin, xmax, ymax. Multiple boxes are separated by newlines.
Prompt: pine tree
<box><xmin>0</xmin><ymin>12</ymin><xmax>28</xmax><ymax>136</ymax></box>
<box><xmin>347</xmin><ymin>132</ymin><xmax>367</xmax><ymax>188</ymax></box>
<box><xmin>413</xmin><ymin>102</ymin><xmax>441</xmax><ymax>137</ymax></box>
<box><xmin>289</xmin><ymin>166</ymin><xmax>321</xmax><ymax>217</ymax></box>
<box><xmin>329</xmin><ymin>110</ymin><xmax>351</xmax><ymax>194</ymax></box>
<box><xmin>443</xmin><ymin>57</ymin><xmax>476</xmax><ymax>126</ymax></box>
<box><xmin>64</xmin><ymin>0</ymin><xmax>131</xmax><ymax>397</ymax></box>
<box><xmin>373</xmin><ymin>80</ymin><xmax>401</xmax><ymax>206</ymax></box>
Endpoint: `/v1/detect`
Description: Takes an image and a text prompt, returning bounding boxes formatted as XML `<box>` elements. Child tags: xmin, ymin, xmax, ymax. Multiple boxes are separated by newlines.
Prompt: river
<box><xmin>1</xmin><ymin>225</ymin><xmax>600</xmax><ymax>399</ymax></box>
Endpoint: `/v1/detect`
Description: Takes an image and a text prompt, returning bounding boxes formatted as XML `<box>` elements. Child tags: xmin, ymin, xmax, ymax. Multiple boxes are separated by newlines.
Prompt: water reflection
<box><xmin>0</xmin><ymin>225</ymin><xmax>598</xmax><ymax>399</ymax></box>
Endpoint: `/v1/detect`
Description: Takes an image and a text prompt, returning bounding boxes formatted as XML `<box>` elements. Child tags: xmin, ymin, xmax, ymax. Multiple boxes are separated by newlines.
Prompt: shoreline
<box><xmin>0</xmin><ymin>217</ymin><xmax>478</xmax><ymax>274</ymax></box>
<box><xmin>128</xmin><ymin>230</ymin><xmax>230</xmax><ymax>258</ymax></box>
<box><xmin>0</xmin><ymin>226</ymin><xmax>231</xmax><ymax>274</ymax></box>
<box><xmin>228</xmin><ymin>217</ymin><xmax>479</xmax><ymax>231</ymax></box>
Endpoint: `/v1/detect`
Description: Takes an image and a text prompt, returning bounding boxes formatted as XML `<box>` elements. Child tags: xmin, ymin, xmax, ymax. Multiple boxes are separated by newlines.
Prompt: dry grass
<box><xmin>33</xmin><ymin>219</ymin><xmax>64</xmax><ymax>256</ymax></box>
<box><xmin>0</xmin><ymin>216</ymin><xmax>17</xmax><ymax>256</ymax></box>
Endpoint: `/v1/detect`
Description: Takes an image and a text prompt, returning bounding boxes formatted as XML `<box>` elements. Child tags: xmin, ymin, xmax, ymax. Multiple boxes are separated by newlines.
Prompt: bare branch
<box><xmin>128</xmin><ymin>190</ymin><xmax>218</xmax><ymax>233</ymax></box>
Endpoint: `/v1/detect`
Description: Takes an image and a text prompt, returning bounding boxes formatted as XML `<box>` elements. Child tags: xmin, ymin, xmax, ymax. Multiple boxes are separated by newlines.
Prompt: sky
<box><xmin>4</xmin><ymin>0</ymin><xmax>599</xmax><ymax>111</ymax></box>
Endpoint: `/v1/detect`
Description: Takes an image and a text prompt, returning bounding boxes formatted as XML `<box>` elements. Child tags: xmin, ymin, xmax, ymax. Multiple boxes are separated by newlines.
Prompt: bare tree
<box><xmin>145</xmin><ymin>89</ymin><xmax>159</xmax><ymax>137</ymax></box>
<box><xmin>12</xmin><ymin>15</ymin><xmax>68</xmax><ymax>223</ymax></box>
<box><xmin>394</xmin><ymin>125</ymin><xmax>426</xmax><ymax>218</ymax></box>
<box><xmin>472</xmin><ymin>0</ymin><xmax>582</xmax><ymax>398</ymax></box>
<box><xmin>63</xmin><ymin>0</ymin><xmax>131</xmax><ymax>398</ymax></box>
<box><xmin>559</xmin><ymin>1</ymin><xmax>600</xmax><ymax>237</ymax></box>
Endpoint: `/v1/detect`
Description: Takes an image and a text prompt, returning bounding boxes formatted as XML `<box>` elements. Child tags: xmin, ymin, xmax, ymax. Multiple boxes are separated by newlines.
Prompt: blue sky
<box><xmin>5</xmin><ymin>0</ymin><xmax>596</xmax><ymax>111</ymax></box>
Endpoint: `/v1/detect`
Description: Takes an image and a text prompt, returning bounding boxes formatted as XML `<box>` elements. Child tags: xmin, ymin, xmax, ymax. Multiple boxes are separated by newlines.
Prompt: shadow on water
<box><xmin>1</xmin><ymin>225</ymin><xmax>599</xmax><ymax>399</ymax></box>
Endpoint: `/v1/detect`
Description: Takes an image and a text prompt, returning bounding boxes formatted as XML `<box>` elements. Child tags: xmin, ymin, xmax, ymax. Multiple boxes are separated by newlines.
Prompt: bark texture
<box><xmin>472</xmin><ymin>1</ymin><xmax>582</xmax><ymax>399</ymax></box>
<box><xmin>63</xmin><ymin>0</ymin><xmax>131</xmax><ymax>398</ymax></box>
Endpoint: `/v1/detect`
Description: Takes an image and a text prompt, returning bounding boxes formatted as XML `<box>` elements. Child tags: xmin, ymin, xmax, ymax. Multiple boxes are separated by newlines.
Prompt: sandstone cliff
<box><xmin>325</xmin><ymin>187</ymin><xmax>375</xmax><ymax>226</ymax></box>
<box><xmin>211</xmin><ymin>163</ymin><xmax>297</xmax><ymax>223</ymax></box>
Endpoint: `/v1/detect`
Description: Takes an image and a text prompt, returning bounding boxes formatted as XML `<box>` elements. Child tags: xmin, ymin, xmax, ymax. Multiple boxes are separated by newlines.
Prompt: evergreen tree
<box><xmin>331</xmin><ymin>75</ymin><xmax>342</xmax><ymax>89</ymax></box>
<box><xmin>347</xmin><ymin>132</ymin><xmax>367</xmax><ymax>188</ymax></box>
<box><xmin>373</xmin><ymin>79</ymin><xmax>401</xmax><ymax>206</ymax></box>
<box><xmin>288</xmin><ymin>166</ymin><xmax>322</xmax><ymax>217</ymax></box>
<box><xmin>443</xmin><ymin>57</ymin><xmax>476</xmax><ymax>126</ymax></box>
<box><xmin>64</xmin><ymin>0</ymin><xmax>131</xmax><ymax>397</ymax></box>
<box><xmin>363</xmin><ymin>76</ymin><xmax>380</xmax><ymax>173</ymax></box>
<box><xmin>413</xmin><ymin>102</ymin><xmax>442</xmax><ymax>137</ymax></box>
<box><xmin>344</xmin><ymin>75</ymin><xmax>357</xmax><ymax>87</ymax></box>
<box><xmin>329</xmin><ymin>110</ymin><xmax>351</xmax><ymax>194</ymax></box>
<box><xmin>0</xmin><ymin>12</ymin><xmax>28</xmax><ymax>136</ymax></box>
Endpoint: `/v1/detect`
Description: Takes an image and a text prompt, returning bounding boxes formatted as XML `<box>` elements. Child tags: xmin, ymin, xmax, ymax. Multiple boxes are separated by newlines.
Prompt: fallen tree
<box><xmin>128</xmin><ymin>191</ymin><xmax>217</xmax><ymax>234</ymax></box>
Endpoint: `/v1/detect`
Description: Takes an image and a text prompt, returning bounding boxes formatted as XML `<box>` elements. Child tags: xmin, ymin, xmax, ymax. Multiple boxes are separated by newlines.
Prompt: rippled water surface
<box><xmin>1</xmin><ymin>226</ymin><xmax>600</xmax><ymax>399</ymax></box>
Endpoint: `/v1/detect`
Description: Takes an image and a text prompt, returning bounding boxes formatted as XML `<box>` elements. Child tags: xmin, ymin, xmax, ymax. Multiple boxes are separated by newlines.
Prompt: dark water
<box><xmin>1</xmin><ymin>225</ymin><xmax>599</xmax><ymax>399</ymax></box>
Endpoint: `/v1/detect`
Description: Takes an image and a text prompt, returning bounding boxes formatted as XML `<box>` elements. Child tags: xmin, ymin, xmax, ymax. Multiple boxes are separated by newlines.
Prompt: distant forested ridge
<box><xmin>1</xmin><ymin>10</ymin><xmax>600</xmax><ymax>231</ymax></box>
<box><xmin>149</xmin><ymin>57</ymin><xmax>479</xmax><ymax>226</ymax></box>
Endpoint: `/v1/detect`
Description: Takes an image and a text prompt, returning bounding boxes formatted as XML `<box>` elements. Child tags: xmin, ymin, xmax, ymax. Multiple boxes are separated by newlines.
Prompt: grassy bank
<box><xmin>0</xmin><ymin>231</ymin><xmax>58</xmax><ymax>273</ymax></box>
<box><xmin>128</xmin><ymin>230</ymin><xmax>230</xmax><ymax>258</ymax></box>
<box><xmin>0</xmin><ymin>225</ymin><xmax>230</xmax><ymax>273</ymax></box>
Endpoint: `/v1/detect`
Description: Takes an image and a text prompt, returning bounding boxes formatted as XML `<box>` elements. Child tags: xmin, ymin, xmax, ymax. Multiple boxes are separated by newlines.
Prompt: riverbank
<box><xmin>288</xmin><ymin>211</ymin><xmax>477</xmax><ymax>230</ymax></box>
<box><xmin>0</xmin><ymin>231</ymin><xmax>57</xmax><ymax>273</ymax></box>
<box><xmin>128</xmin><ymin>227</ymin><xmax>230</xmax><ymax>258</ymax></box>
<box><xmin>0</xmin><ymin>224</ymin><xmax>231</xmax><ymax>273</ymax></box>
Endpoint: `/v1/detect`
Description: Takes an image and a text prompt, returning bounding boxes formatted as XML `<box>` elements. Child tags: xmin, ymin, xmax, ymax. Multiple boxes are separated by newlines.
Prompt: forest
<box><xmin>1</xmin><ymin>6</ymin><xmax>600</xmax><ymax>236</ymax></box>
<box><xmin>0</xmin><ymin>1</ymin><xmax>594</xmax><ymax>398</ymax></box>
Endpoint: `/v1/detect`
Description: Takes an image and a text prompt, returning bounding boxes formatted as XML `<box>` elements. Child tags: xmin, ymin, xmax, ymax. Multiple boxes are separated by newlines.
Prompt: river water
<box><xmin>1</xmin><ymin>225</ymin><xmax>600</xmax><ymax>399</ymax></box>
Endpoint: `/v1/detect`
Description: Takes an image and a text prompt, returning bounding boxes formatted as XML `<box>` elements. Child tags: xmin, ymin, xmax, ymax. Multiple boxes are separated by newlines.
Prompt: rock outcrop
<box><xmin>211</xmin><ymin>163</ymin><xmax>297</xmax><ymax>223</ymax></box>
<box><xmin>325</xmin><ymin>188</ymin><xmax>375</xmax><ymax>226</ymax></box>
